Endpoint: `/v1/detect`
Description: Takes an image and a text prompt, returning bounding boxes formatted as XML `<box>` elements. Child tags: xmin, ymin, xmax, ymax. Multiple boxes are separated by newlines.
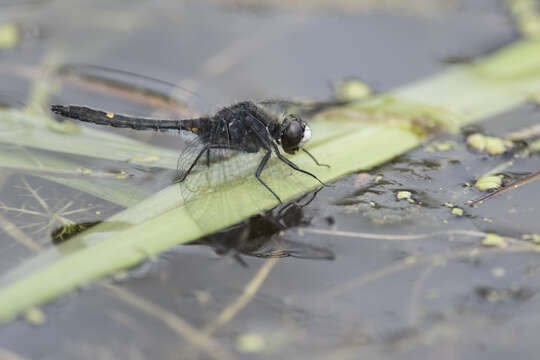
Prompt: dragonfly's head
<box><xmin>280</xmin><ymin>114</ymin><xmax>311</xmax><ymax>154</ymax></box>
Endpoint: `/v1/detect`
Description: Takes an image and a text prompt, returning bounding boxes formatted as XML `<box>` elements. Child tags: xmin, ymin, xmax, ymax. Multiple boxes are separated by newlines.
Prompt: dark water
<box><xmin>2</xmin><ymin>1</ymin><xmax>540</xmax><ymax>359</ymax></box>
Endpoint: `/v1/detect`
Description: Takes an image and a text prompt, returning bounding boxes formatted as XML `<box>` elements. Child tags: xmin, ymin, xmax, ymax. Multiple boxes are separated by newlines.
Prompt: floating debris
<box><xmin>112</xmin><ymin>271</ymin><xmax>129</xmax><ymax>281</ymax></box>
<box><xmin>110</xmin><ymin>169</ymin><xmax>129</xmax><ymax>179</ymax></box>
<box><xmin>467</xmin><ymin>133</ymin><xmax>513</xmax><ymax>155</ymax></box>
<box><xmin>492</xmin><ymin>267</ymin><xmax>506</xmax><ymax>277</ymax></box>
<box><xmin>471</xmin><ymin>170</ymin><xmax>540</xmax><ymax>205</ymax></box>
<box><xmin>396</xmin><ymin>191</ymin><xmax>412</xmax><ymax>201</ymax></box>
<box><xmin>236</xmin><ymin>333</ymin><xmax>266</xmax><ymax>353</ymax></box>
<box><xmin>523</xmin><ymin>233</ymin><xmax>540</xmax><ymax>244</ymax></box>
<box><xmin>51</xmin><ymin>221</ymin><xmax>101</xmax><ymax>244</ymax></box>
<box><xmin>476</xmin><ymin>287</ymin><xmax>500</xmax><ymax>302</ymax></box>
<box><xmin>505</xmin><ymin>0</ymin><xmax>540</xmax><ymax>38</ymax></box>
<box><xmin>0</xmin><ymin>23</ymin><xmax>19</xmax><ymax>49</ymax></box>
<box><xmin>193</xmin><ymin>290</ymin><xmax>211</xmax><ymax>305</ymax></box>
<box><xmin>78</xmin><ymin>167</ymin><xmax>94</xmax><ymax>175</ymax></box>
<box><xmin>405</xmin><ymin>256</ymin><xmax>418</xmax><ymax>264</ymax></box>
<box><xmin>425</xmin><ymin>140</ymin><xmax>457</xmax><ymax>152</ymax></box>
<box><xmin>530</xmin><ymin>139</ymin><xmax>540</xmax><ymax>152</ymax></box>
<box><xmin>451</xmin><ymin>207</ymin><xmax>464</xmax><ymax>216</ymax></box>
<box><xmin>354</xmin><ymin>172</ymin><xmax>373</xmax><ymax>186</ymax></box>
<box><xmin>23</xmin><ymin>307</ymin><xmax>46</xmax><ymax>325</ymax></box>
<box><xmin>335</xmin><ymin>78</ymin><xmax>372</xmax><ymax>101</ymax></box>
<box><xmin>476</xmin><ymin>285</ymin><xmax>536</xmax><ymax>303</ymax></box>
<box><xmin>481</xmin><ymin>233</ymin><xmax>507</xmax><ymax>248</ymax></box>
<box><xmin>474</xmin><ymin>175</ymin><xmax>502</xmax><ymax>191</ymax></box>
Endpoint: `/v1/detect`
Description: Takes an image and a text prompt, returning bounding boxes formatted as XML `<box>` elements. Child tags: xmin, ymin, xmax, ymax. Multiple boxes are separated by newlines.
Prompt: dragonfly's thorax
<box><xmin>202</xmin><ymin>101</ymin><xmax>281</xmax><ymax>153</ymax></box>
<box><xmin>192</xmin><ymin>102</ymin><xmax>309</xmax><ymax>155</ymax></box>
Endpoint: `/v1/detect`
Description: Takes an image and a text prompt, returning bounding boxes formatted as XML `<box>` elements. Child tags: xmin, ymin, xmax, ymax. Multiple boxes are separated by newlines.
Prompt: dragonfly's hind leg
<box><xmin>179</xmin><ymin>145</ymin><xmax>242</xmax><ymax>182</ymax></box>
<box><xmin>177</xmin><ymin>146</ymin><xmax>210</xmax><ymax>182</ymax></box>
<box><xmin>256</xmin><ymin>150</ymin><xmax>283</xmax><ymax>204</ymax></box>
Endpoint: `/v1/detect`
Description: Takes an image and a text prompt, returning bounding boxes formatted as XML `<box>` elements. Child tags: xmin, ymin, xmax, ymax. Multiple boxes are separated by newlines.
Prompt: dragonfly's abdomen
<box><xmin>51</xmin><ymin>105</ymin><xmax>210</xmax><ymax>133</ymax></box>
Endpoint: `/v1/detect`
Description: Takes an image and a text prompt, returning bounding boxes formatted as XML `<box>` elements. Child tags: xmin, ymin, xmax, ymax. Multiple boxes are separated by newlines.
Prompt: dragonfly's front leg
<box><xmin>270</xmin><ymin>142</ymin><xmax>328</xmax><ymax>187</ymax></box>
<box><xmin>255</xmin><ymin>150</ymin><xmax>282</xmax><ymax>204</ymax></box>
<box><xmin>302</xmin><ymin>148</ymin><xmax>330</xmax><ymax>167</ymax></box>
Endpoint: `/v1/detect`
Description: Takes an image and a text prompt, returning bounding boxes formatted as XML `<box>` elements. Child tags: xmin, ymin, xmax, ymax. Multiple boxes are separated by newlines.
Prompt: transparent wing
<box><xmin>176</xmin><ymin>117</ymin><xmax>321</xmax><ymax>233</ymax></box>
<box><xmin>176</xmin><ymin>125</ymin><xmax>265</xmax><ymax>231</ymax></box>
<box><xmin>255</xmin><ymin>98</ymin><xmax>349</xmax><ymax>119</ymax></box>
<box><xmin>247</xmin><ymin>238</ymin><xmax>335</xmax><ymax>260</ymax></box>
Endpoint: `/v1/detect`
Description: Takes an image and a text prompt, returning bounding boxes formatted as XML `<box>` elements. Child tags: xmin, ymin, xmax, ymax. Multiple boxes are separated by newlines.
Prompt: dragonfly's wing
<box><xmin>177</xmin><ymin>114</ymin><xmax>322</xmax><ymax>234</ymax></box>
<box><xmin>256</xmin><ymin>98</ymin><xmax>349</xmax><ymax>119</ymax></box>
<box><xmin>177</xmin><ymin>127</ymin><xmax>266</xmax><ymax>232</ymax></box>
<box><xmin>246</xmin><ymin>237</ymin><xmax>335</xmax><ymax>260</ymax></box>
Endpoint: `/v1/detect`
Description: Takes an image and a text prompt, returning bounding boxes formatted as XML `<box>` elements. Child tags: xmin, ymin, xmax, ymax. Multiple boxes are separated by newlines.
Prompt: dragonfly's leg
<box><xmin>276</xmin><ymin>186</ymin><xmax>323</xmax><ymax>219</ymax></box>
<box><xmin>270</xmin><ymin>142</ymin><xmax>328</xmax><ymax>187</ymax></box>
<box><xmin>302</xmin><ymin>148</ymin><xmax>330</xmax><ymax>167</ymax></box>
<box><xmin>206</xmin><ymin>148</ymin><xmax>211</xmax><ymax>167</ymax></box>
<box><xmin>255</xmin><ymin>150</ymin><xmax>282</xmax><ymax>204</ymax></box>
<box><xmin>177</xmin><ymin>146</ymin><xmax>210</xmax><ymax>182</ymax></box>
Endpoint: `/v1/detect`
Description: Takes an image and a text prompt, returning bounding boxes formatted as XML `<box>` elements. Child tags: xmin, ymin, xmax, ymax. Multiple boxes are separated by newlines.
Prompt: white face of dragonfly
<box><xmin>299</xmin><ymin>124</ymin><xmax>311</xmax><ymax>147</ymax></box>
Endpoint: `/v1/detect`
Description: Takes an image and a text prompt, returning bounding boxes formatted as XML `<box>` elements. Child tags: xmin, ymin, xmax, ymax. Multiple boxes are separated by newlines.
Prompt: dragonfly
<box><xmin>50</xmin><ymin>100</ymin><xmax>329</xmax><ymax>204</ymax></box>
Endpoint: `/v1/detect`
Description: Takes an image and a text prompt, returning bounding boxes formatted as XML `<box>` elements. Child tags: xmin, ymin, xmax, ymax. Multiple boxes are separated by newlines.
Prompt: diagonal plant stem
<box><xmin>203</xmin><ymin>256</ymin><xmax>280</xmax><ymax>335</ymax></box>
<box><xmin>0</xmin><ymin>347</ymin><xmax>30</xmax><ymax>360</ymax></box>
<box><xmin>470</xmin><ymin>169</ymin><xmax>540</xmax><ymax>206</ymax></box>
<box><xmin>316</xmin><ymin>242</ymin><xmax>539</xmax><ymax>305</ymax></box>
<box><xmin>101</xmin><ymin>282</ymin><xmax>239</xmax><ymax>360</ymax></box>
<box><xmin>0</xmin><ymin>213</ymin><xmax>41</xmax><ymax>252</ymax></box>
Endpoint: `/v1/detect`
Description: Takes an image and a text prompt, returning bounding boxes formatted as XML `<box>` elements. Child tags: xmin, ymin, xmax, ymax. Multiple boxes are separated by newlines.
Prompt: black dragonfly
<box><xmin>50</xmin><ymin>101</ymin><xmax>329</xmax><ymax>204</ymax></box>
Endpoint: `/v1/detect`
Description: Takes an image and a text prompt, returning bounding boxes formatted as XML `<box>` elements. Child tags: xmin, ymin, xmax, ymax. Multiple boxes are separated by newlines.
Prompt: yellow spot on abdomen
<box><xmin>192</xmin><ymin>127</ymin><xmax>198</xmax><ymax>133</ymax></box>
<box><xmin>106</xmin><ymin>113</ymin><xmax>115</xmax><ymax>119</ymax></box>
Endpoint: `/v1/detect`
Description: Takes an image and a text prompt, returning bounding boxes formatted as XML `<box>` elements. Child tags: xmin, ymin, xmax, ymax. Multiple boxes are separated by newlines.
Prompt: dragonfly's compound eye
<box><xmin>281</xmin><ymin>114</ymin><xmax>307</xmax><ymax>154</ymax></box>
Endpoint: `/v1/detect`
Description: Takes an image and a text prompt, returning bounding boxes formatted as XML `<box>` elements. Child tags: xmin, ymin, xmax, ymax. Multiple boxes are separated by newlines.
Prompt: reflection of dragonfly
<box><xmin>51</xmin><ymin>100</ymin><xmax>329</xmax><ymax>204</ymax></box>
<box><xmin>198</xmin><ymin>189</ymin><xmax>335</xmax><ymax>262</ymax></box>
<box><xmin>50</xmin><ymin>190</ymin><xmax>335</xmax><ymax>262</ymax></box>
